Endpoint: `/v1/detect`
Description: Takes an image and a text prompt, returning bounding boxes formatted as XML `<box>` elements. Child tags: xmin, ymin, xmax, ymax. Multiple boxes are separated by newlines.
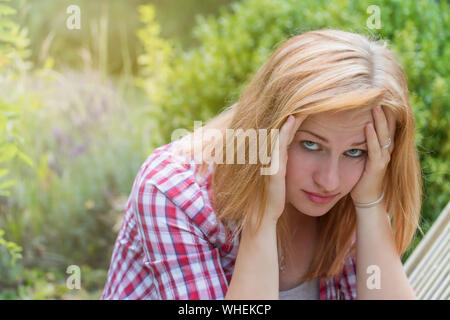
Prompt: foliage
<box><xmin>1</xmin><ymin>1</ymin><xmax>153</xmax><ymax>299</ymax></box>
<box><xmin>0</xmin><ymin>0</ymin><xmax>32</xmax><ymax>194</ymax></box>
<box><xmin>0</xmin><ymin>229</ymin><xmax>23</xmax><ymax>292</ymax></box>
<box><xmin>11</xmin><ymin>0</ymin><xmax>236</xmax><ymax>74</ymax></box>
<box><xmin>2</xmin><ymin>70</ymin><xmax>152</xmax><ymax>269</ymax></box>
<box><xmin>136</xmin><ymin>5</ymin><xmax>176</xmax><ymax>115</ymax></box>
<box><xmin>3</xmin><ymin>0</ymin><xmax>240</xmax><ymax>299</ymax></box>
<box><xmin>0</xmin><ymin>264</ymin><xmax>106</xmax><ymax>300</ymax></box>
<box><xmin>0</xmin><ymin>0</ymin><xmax>30</xmax><ymax>65</ymax></box>
<box><xmin>0</xmin><ymin>0</ymin><xmax>30</xmax><ymax>294</ymax></box>
<box><xmin>137</xmin><ymin>0</ymin><xmax>449</xmax><ymax>262</ymax></box>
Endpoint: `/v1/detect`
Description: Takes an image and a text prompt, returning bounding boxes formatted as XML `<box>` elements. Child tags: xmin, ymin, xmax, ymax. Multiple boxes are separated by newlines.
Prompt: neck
<box><xmin>286</xmin><ymin>203</ymin><xmax>317</xmax><ymax>229</ymax></box>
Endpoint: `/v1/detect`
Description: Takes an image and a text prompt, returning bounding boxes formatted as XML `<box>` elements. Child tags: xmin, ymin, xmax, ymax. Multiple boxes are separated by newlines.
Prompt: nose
<box><xmin>313</xmin><ymin>156</ymin><xmax>340</xmax><ymax>194</ymax></box>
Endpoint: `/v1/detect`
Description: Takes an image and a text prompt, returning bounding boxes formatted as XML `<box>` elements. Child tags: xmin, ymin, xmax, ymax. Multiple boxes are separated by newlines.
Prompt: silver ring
<box><xmin>381</xmin><ymin>137</ymin><xmax>391</xmax><ymax>149</ymax></box>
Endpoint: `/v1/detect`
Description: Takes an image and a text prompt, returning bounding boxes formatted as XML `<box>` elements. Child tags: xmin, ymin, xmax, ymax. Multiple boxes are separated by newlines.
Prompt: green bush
<box><xmin>11</xmin><ymin>0</ymin><xmax>236</xmax><ymax>74</ymax></box>
<box><xmin>2</xmin><ymin>71</ymin><xmax>153</xmax><ymax>269</ymax></box>
<box><xmin>0</xmin><ymin>0</ymin><xmax>29</xmax><ymax>294</ymax></box>
<box><xmin>1</xmin><ymin>2</ymin><xmax>117</xmax><ymax>297</ymax></box>
<box><xmin>1</xmin><ymin>2</ymin><xmax>155</xmax><ymax>288</ymax></box>
<box><xmin>138</xmin><ymin>0</ymin><xmax>449</xmax><ymax>262</ymax></box>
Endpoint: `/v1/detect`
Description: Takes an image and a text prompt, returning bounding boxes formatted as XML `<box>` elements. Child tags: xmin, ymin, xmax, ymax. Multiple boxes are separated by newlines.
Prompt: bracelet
<box><xmin>353</xmin><ymin>192</ymin><xmax>384</xmax><ymax>208</ymax></box>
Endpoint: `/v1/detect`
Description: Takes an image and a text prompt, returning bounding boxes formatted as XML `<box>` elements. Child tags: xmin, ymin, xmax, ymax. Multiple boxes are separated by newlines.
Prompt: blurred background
<box><xmin>0</xmin><ymin>0</ymin><xmax>448</xmax><ymax>299</ymax></box>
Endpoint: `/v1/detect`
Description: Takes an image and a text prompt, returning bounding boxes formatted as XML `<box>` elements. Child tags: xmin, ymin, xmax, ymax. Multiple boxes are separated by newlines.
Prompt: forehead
<box><xmin>300</xmin><ymin>109</ymin><xmax>373</xmax><ymax>134</ymax></box>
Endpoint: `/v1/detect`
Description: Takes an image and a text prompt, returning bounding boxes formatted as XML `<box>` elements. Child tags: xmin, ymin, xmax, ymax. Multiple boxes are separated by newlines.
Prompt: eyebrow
<box><xmin>298</xmin><ymin>130</ymin><xmax>367</xmax><ymax>146</ymax></box>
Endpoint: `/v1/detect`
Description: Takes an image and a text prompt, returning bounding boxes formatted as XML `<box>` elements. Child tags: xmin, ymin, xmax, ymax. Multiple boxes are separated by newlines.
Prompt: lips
<box><xmin>303</xmin><ymin>190</ymin><xmax>338</xmax><ymax>204</ymax></box>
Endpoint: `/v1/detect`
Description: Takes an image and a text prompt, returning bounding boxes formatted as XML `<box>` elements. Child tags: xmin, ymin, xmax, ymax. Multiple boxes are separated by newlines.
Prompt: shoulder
<box><xmin>131</xmin><ymin>138</ymin><xmax>222</xmax><ymax>244</ymax></box>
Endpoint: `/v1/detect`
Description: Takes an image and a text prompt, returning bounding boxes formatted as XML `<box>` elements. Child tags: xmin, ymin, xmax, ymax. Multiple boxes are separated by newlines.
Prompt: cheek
<box><xmin>285</xmin><ymin>147</ymin><xmax>314</xmax><ymax>182</ymax></box>
<box><xmin>341</xmin><ymin>160</ymin><xmax>366</xmax><ymax>189</ymax></box>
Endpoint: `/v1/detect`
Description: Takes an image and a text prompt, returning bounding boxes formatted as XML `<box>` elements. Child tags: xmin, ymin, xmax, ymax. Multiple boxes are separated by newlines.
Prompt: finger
<box><xmin>286</xmin><ymin>114</ymin><xmax>308</xmax><ymax>146</ymax></box>
<box><xmin>276</xmin><ymin>116</ymin><xmax>294</xmax><ymax>167</ymax></box>
<box><xmin>276</xmin><ymin>114</ymin><xmax>307</xmax><ymax>170</ymax></box>
<box><xmin>372</xmin><ymin>105</ymin><xmax>391</xmax><ymax>152</ymax></box>
<box><xmin>366</xmin><ymin>122</ymin><xmax>381</xmax><ymax>160</ymax></box>
<box><xmin>278</xmin><ymin>115</ymin><xmax>294</xmax><ymax>153</ymax></box>
<box><xmin>382</xmin><ymin>106</ymin><xmax>396</xmax><ymax>155</ymax></box>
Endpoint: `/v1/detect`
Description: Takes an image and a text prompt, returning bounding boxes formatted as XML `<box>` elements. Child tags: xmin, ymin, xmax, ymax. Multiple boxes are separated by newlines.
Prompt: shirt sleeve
<box><xmin>133</xmin><ymin>181</ymin><xmax>229</xmax><ymax>299</ymax></box>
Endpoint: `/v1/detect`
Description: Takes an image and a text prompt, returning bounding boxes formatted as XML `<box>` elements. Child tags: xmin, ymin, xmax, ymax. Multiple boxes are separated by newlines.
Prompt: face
<box><xmin>285</xmin><ymin>108</ymin><xmax>394</xmax><ymax>218</ymax></box>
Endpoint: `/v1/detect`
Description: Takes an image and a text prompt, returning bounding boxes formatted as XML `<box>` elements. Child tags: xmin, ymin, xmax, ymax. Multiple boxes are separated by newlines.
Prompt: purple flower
<box><xmin>52</xmin><ymin>127</ymin><xmax>62</xmax><ymax>138</ymax></box>
<box><xmin>70</xmin><ymin>144</ymin><xmax>87</xmax><ymax>157</ymax></box>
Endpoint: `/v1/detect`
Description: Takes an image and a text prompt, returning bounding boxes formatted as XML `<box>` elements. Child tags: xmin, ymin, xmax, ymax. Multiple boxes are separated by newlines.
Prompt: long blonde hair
<box><xmin>175</xmin><ymin>29</ymin><xmax>423</xmax><ymax>282</ymax></box>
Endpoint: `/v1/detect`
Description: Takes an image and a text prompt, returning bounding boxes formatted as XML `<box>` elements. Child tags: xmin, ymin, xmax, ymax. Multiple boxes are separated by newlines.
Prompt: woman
<box><xmin>102</xmin><ymin>29</ymin><xmax>422</xmax><ymax>300</ymax></box>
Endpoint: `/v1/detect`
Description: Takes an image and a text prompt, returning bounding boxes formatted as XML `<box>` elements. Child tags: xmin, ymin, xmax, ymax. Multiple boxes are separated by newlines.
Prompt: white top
<box><xmin>279</xmin><ymin>277</ymin><xmax>320</xmax><ymax>300</ymax></box>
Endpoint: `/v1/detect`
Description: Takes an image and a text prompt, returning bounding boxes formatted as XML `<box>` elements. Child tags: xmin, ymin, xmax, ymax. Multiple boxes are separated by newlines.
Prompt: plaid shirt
<box><xmin>101</xmin><ymin>138</ymin><xmax>357</xmax><ymax>300</ymax></box>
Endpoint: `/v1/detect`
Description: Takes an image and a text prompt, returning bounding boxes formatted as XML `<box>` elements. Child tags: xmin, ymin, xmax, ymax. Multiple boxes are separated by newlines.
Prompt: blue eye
<box><xmin>346</xmin><ymin>149</ymin><xmax>365</xmax><ymax>157</ymax></box>
<box><xmin>301</xmin><ymin>141</ymin><xmax>367</xmax><ymax>158</ymax></box>
<box><xmin>302</xmin><ymin>141</ymin><xmax>319</xmax><ymax>150</ymax></box>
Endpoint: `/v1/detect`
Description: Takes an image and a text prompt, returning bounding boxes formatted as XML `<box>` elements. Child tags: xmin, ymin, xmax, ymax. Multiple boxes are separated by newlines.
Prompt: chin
<box><xmin>305</xmin><ymin>207</ymin><xmax>331</xmax><ymax>217</ymax></box>
<box><xmin>292</xmin><ymin>202</ymin><xmax>331</xmax><ymax>218</ymax></box>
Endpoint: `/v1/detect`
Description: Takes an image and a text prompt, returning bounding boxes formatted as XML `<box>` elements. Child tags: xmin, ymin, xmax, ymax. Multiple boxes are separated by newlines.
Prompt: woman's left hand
<box><xmin>350</xmin><ymin>105</ymin><xmax>395</xmax><ymax>205</ymax></box>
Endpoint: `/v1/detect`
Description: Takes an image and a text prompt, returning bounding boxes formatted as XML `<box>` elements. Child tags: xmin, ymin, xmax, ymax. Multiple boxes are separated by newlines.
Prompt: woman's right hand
<box><xmin>265</xmin><ymin>113</ymin><xmax>308</xmax><ymax>222</ymax></box>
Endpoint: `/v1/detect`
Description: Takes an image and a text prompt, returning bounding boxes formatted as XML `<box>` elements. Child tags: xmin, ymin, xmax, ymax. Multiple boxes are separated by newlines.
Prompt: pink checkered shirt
<box><xmin>101</xmin><ymin>138</ymin><xmax>357</xmax><ymax>300</ymax></box>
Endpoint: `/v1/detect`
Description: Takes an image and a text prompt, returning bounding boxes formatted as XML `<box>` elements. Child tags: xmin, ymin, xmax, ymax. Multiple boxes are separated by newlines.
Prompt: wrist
<box><xmin>354</xmin><ymin>201</ymin><xmax>388</xmax><ymax>222</ymax></box>
<box><xmin>353</xmin><ymin>191</ymin><xmax>385</xmax><ymax>209</ymax></box>
<box><xmin>243</xmin><ymin>214</ymin><xmax>277</xmax><ymax>237</ymax></box>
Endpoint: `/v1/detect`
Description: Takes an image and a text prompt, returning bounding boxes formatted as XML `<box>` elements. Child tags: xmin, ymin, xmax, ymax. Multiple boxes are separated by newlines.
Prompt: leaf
<box><xmin>0</xmin><ymin>144</ymin><xmax>17</xmax><ymax>162</ymax></box>
<box><xmin>0</xmin><ymin>179</ymin><xmax>16</xmax><ymax>190</ymax></box>
<box><xmin>0</xmin><ymin>168</ymin><xmax>8</xmax><ymax>179</ymax></box>
<box><xmin>0</xmin><ymin>4</ymin><xmax>16</xmax><ymax>17</ymax></box>
<box><xmin>16</xmin><ymin>149</ymin><xmax>34</xmax><ymax>168</ymax></box>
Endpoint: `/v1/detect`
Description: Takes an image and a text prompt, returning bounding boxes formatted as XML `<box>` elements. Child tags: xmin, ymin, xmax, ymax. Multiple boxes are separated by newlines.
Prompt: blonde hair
<box><xmin>176</xmin><ymin>29</ymin><xmax>423</xmax><ymax>282</ymax></box>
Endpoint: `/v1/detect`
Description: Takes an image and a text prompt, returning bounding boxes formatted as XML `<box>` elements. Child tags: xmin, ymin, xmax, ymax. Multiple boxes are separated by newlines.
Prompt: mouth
<box><xmin>303</xmin><ymin>190</ymin><xmax>338</xmax><ymax>204</ymax></box>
